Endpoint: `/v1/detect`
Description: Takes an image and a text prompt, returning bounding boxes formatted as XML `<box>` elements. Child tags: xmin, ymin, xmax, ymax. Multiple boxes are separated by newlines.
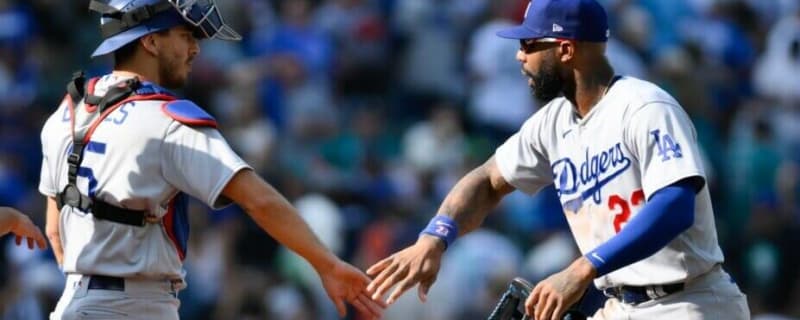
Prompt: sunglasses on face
<box><xmin>519</xmin><ymin>38</ymin><xmax>563</xmax><ymax>54</ymax></box>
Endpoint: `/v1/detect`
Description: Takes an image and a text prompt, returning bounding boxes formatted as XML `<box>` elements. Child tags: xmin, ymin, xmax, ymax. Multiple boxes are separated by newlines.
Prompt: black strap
<box><xmin>92</xmin><ymin>201</ymin><xmax>147</xmax><ymax>227</ymax></box>
<box><xmin>56</xmin><ymin>191</ymin><xmax>146</xmax><ymax>227</ymax></box>
<box><xmin>92</xmin><ymin>1</ymin><xmax>175</xmax><ymax>38</ymax></box>
<box><xmin>57</xmin><ymin>73</ymin><xmax>148</xmax><ymax>227</ymax></box>
<box><xmin>88</xmin><ymin>0</ymin><xmax>122</xmax><ymax>15</ymax></box>
<box><xmin>67</xmin><ymin>71</ymin><xmax>86</xmax><ymax>105</ymax></box>
<box><xmin>97</xmin><ymin>78</ymin><xmax>141</xmax><ymax>112</ymax></box>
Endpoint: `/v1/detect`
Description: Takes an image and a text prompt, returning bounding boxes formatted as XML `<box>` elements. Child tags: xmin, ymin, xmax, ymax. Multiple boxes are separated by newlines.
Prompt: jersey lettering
<box><xmin>650</xmin><ymin>129</ymin><xmax>682</xmax><ymax>161</ymax></box>
<box><xmin>69</xmin><ymin>140</ymin><xmax>107</xmax><ymax>198</ymax></box>
<box><xmin>104</xmin><ymin>101</ymin><xmax>135</xmax><ymax>125</ymax></box>
<box><xmin>62</xmin><ymin>105</ymin><xmax>71</xmax><ymax>122</ymax></box>
<box><xmin>552</xmin><ymin>142</ymin><xmax>632</xmax><ymax>209</ymax></box>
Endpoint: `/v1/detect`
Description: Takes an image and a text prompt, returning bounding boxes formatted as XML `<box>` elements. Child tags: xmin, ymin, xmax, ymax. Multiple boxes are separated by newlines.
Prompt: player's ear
<box><xmin>140</xmin><ymin>34</ymin><xmax>160</xmax><ymax>56</ymax></box>
<box><xmin>558</xmin><ymin>41</ymin><xmax>575</xmax><ymax>63</ymax></box>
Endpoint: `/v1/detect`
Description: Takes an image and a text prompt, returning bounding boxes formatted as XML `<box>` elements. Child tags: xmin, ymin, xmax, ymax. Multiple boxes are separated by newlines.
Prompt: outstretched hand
<box><xmin>0</xmin><ymin>207</ymin><xmax>47</xmax><ymax>250</ymax></box>
<box><xmin>525</xmin><ymin>257</ymin><xmax>596</xmax><ymax>320</ymax></box>
<box><xmin>319</xmin><ymin>259</ymin><xmax>386</xmax><ymax>319</ymax></box>
<box><xmin>366</xmin><ymin>235</ymin><xmax>445</xmax><ymax>305</ymax></box>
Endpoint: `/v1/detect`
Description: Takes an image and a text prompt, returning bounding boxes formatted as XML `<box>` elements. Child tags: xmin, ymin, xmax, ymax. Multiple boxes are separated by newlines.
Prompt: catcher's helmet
<box><xmin>90</xmin><ymin>0</ymin><xmax>241</xmax><ymax>58</ymax></box>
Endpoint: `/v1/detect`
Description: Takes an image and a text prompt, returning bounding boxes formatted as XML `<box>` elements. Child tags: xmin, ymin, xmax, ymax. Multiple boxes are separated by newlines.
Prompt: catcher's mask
<box><xmin>90</xmin><ymin>0</ymin><xmax>241</xmax><ymax>58</ymax></box>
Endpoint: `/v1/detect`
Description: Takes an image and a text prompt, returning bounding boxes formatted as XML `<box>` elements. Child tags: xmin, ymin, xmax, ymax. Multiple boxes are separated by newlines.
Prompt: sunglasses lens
<box><xmin>519</xmin><ymin>39</ymin><xmax>530</xmax><ymax>53</ymax></box>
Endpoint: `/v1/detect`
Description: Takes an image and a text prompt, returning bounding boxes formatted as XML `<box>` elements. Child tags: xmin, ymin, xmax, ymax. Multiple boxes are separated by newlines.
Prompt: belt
<box><xmin>87</xmin><ymin>275</ymin><xmax>125</xmax><ymax>291</ymax></box>
<box><xmin>86</xmin><ymin>275</ymin><xmax>182</xmax><ymax>297</ymax></box>
<box><xmin>603</xmin><ymin>282</ymin><xmax>685</xmax><ymax>305</ymax></box>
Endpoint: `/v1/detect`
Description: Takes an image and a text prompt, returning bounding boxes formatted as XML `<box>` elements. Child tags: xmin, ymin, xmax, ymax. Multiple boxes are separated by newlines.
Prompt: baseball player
<box><xmin>0</xmin><ymin>206</ymin><xmax>47</xmax><ymax>250</ymax></box>
<box><xmin>39</xmin><ymin>1</ymin><xmax>383</xmax><ymax>319</ymax></box>
<box><xmin>366</xmin><ymin>0</ymin><xmax>750</xmax><ymax>319</ymax></box>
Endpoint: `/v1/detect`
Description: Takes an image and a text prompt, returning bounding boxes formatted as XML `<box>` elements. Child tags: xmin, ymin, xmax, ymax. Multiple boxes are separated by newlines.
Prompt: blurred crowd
<box><xmin>0</xmin><ymin>0</ymin><xmax>798</xmax><ymax>319</ymax></box>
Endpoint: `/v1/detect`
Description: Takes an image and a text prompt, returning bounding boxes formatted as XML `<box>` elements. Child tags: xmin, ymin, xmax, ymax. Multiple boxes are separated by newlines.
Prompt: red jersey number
<box><xmin>609</xmin><ymin>189</ymin><xmax>645</xmax><ymax>233</ymax></box>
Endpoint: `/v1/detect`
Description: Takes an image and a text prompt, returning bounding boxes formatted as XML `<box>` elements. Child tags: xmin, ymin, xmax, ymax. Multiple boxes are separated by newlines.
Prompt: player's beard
<box><xmin>158</xmin><ymin>54</ymin><xmax>189</xmax><ymax>89</ymax></box>
<box><xmin>524</xmin><ymin>54</ymin><xmax>563</xmax><ymax>102</ymax></box>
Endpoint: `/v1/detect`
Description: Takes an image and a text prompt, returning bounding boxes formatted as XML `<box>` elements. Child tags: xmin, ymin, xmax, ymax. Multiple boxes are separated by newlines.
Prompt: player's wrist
<box><xmin>307</xmin><ymin>250</ymin><xmax>340</xmax><ymax>274</ymax></box>
<box><xmin>417</xmin><ymin>234</ymin><xmax>447</xmax><ymax>253</ymax></box>
<box><xmin>418</xmin><ymin>215</ymin><xmax>458</xmax><ymax>251</ymax></box>
<box><xmin>575</xmin><ymin>256</ymin><xmax>599</xmax><ymax>281</ymax></box>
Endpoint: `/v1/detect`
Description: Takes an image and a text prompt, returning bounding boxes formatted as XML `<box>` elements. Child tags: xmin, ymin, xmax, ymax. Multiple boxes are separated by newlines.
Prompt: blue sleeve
<box><xmin>585</xmin><ymin>179</ymin><xmax>697</xmax><ymax>277</ymax></box>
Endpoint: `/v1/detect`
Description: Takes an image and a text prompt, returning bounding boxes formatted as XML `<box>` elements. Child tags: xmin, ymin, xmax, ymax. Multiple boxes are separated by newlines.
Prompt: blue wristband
<box><xmin>420</xmin><ymin>215</ymin><xmax>459</xmax><ymax>250</ymax></box>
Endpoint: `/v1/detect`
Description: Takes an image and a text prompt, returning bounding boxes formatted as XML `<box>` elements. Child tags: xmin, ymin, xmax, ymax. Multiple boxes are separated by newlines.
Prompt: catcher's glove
<box><xmin>487</xmin><ymin>277</ymin><xmax>588</xmax><ymax>320</ymax></box>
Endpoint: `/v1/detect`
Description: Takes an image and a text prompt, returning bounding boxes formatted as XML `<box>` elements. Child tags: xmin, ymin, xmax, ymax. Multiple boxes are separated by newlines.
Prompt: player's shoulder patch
<box><xmin>161</xmin><ymin>100</ymin><xmax>218</xmax><ymax>128</ymax></box>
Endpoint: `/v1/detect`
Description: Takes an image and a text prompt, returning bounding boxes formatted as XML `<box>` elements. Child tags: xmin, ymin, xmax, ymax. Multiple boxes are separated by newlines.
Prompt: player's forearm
<box><xmin>226</xmin><ymin>170</ymin><xmax>338</xmax><ymax>271</ymax></box>
<box><xmin>438</xmin><ymin>158</ymin><xmax>514</xmax><ymax>235</ymax></box>
<box><xmin>45</xmin><ymin>197</ymin><xmax>64</xmax><ymax>265</ymax></box>
<box><xmin>246</xmin><ymin>190</ymin><xmax>338</xmax><ymax>270</ymax></box>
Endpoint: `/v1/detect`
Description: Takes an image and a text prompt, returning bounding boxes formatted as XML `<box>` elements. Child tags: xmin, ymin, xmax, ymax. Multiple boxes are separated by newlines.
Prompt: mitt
<box><xmin>487</xmin><ymin>277</ymin><xmax>588</xmax><ymax>320</ymax></box>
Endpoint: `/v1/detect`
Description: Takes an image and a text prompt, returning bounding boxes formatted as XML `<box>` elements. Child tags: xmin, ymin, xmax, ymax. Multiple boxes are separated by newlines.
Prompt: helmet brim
<box><xmin>91</xmin><ymin>10</ymin><xmax>186</xmax><ymax>58</ymax></box>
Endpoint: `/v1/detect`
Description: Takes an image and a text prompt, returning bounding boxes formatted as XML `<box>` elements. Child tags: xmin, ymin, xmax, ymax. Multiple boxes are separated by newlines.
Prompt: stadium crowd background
<box><xmin>0</xmin><ymin>0</ymin><xmax>798</xmax><ymax>319</ymax></box>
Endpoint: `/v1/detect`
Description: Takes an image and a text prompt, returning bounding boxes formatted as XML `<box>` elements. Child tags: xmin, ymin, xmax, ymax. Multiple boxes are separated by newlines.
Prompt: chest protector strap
<box><xmin>57</xmin><ymin>71</ymin><xmax>175</xmax><ymax>227</ymax></box>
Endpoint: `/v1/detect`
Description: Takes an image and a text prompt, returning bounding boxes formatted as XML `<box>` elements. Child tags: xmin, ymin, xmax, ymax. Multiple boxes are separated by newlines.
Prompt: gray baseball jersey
<box><xmin>39</xmin><ymin>74</ymin><xmax>250</xmax><ymax>282</ymax></box>
<box><xmin>495</xmin><ymin>76</ymin><xmax>725</xmax><ymax>288</ymax></box>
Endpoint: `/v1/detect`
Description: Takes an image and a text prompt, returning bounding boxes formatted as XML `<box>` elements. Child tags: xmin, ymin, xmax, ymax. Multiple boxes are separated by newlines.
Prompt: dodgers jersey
<box><xmin>495</xmin><ymin>76</ymin><xmax>724</xmax><ymax>288</ymax></box>
<box><xmin>38</xmin><ymin>74</ymin><xmax>250</xmax><ymax>281</ymax></box>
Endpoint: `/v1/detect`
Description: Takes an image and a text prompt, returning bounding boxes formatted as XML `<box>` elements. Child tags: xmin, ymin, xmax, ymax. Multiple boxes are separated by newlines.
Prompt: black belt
<box><xmin>87</xmin><ymin>275</ymin><xmax>125</xmax><ymax>291</ymax></box>
<box><xmin>86</xmin><ymin>275</ymin><xmax>181</xmax><ymax>298</ymax></box>
<box><xmin>603</xmin><ymin>282</ymin><xmax>685</xmax><ymax>305</ymax></box>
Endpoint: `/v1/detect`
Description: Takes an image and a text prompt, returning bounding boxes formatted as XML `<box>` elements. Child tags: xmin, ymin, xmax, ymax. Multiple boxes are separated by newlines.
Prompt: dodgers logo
<box><xmin>551</xmin><ymin>143</ymin><xmax>631</xmax><ymax>211</ymax></box>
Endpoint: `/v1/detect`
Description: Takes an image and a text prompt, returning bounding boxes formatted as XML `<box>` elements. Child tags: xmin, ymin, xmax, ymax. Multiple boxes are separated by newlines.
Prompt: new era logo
<box><xmin>552</xmin><ymin>23</ymin><xmax>564</xmax><ymax>32</ymax></box>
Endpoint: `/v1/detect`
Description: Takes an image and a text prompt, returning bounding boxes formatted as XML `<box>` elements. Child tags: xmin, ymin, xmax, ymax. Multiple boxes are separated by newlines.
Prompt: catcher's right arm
<box><xmin>487</xmin><ymin>277</ymin><xmax>588</xmax><ymax>320</ymax></box>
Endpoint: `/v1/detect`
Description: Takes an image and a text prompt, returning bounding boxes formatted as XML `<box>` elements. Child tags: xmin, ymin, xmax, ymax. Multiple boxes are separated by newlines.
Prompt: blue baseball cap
<box><xmin>496</xmin><ymin>0</ymin><xmax>609</xmax><ymax>42</ymax></box>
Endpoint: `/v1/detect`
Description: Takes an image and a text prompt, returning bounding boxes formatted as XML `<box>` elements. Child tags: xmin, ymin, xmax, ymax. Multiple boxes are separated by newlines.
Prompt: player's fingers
<box><xmin>354</xmin><ymin>270</ymin><xmax>372</xmax><ymax>287</ymax></box>
<box><xmin>525</xmin><ymin>284</ymin><xmax>542</xmax><ymax>317</ymax></box>
<box><xmin>15</xmin><ymin>235</ymin><xmax>21</xmax><ymax>246</ymax></box>
<box><xmin>529</xmin><ymin>283</ymin><xmax>542</xmax><ymax>306</ymax></box>
<box><xmin>417</xmin><ymin>273</ymin><xmax>437</xmax><ymax>302</ymax></box>
<box><xmin>541</xmin><ymin>293</ymin><xmax>559</xmax><ymax>320</ymax></box>
<box><xmin>524</xmin><ymin>292</ymin><xmax>536</xmax><ymax>318</ymax></box>
<box><xmin>27</xmin><ymin>237</ymin><xmax>34</xmax><ymax>249</ymax></box>
<box><xmin>367</xmin><ymin>260</ymin><xmax>398</xmax><ymax>293</ymax></box>
<box><xmin>387</xmin><ymin>275</ymin><xmax>417</xmax><ymax>304</ymax></box>
<box><xmin>35</xmin><ymin>231</ymin><xmax>48</xmax><ymax>249</ymax></box>
<box><xmin>333</xmin><ymin>297</ymin><xmax>347</xmax><ymax>318</ymax></box>
<box><xmin>357</xmin><ymin>293</ymin><xmax>384</xmax><ymax>318</ymax></box>
<box><xmin>534</xmin><ymin>290</ymin><xmax>550</xmax><ymax>320</ymax></box>
<box><xmin>364</xmin><ymin>291</ymin><xmax>388</xmax><ymax>309</ymax></box>
<box><xmin>343</xmin><ymin>266</ymin><xmax>371</xmax><ymax>294</ymax></box>
<box><xmin>366</xmin><ymin>257</ymin><xmax>393</xmax><ymax>276</ymax></box>
<box><xmin>368</xmin><ymin>262</ymin><xmax>399</xmax><ymax>298</ymax></box>
<box><xmin>374</xmin><ymin>265</ymin><xmax>409</xmax><ymax>302</ymax></box>
<box><xmin>417</xmin><ymin>280</ymin><xmax>431</xmax><ymax>302</ymax></box>
<box><xmin>350</xmin><ymin>296</ymin><xmax>371</xmax><ymax>318</ymax></box>
<box><xmin>551</xmin><ymin>300</ymin><xmax>566</xmax><ymax>320</ymax></box>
